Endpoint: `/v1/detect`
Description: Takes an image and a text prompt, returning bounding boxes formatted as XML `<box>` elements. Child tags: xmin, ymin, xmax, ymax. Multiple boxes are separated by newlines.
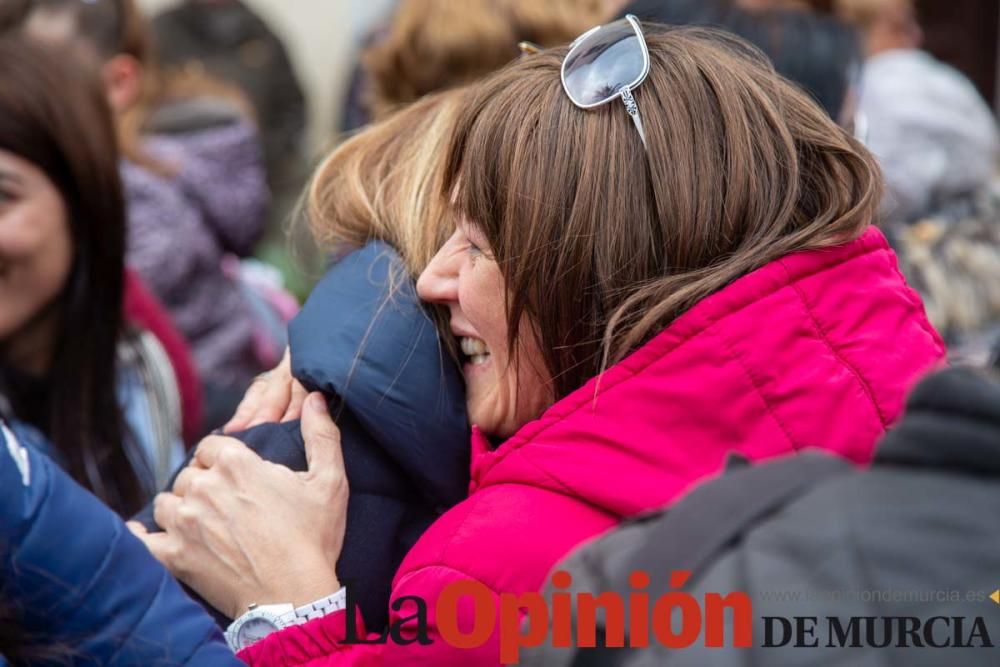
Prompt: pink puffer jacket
<box><xmin>240</xmin><ymin>227</ymin><xmax>945</xmax><ymax>666</ymax></box>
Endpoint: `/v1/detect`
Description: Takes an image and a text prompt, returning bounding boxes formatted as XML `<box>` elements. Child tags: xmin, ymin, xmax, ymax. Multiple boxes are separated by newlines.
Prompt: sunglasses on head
<box><xmin>562</xmin><ymin>14</ymin><xmax>650</xmax><ymax>149</ymax></box>
<box><xmin>519</xmin><ymin>16</ymin><xmax>650</xmax><ymax>149</ymax></box>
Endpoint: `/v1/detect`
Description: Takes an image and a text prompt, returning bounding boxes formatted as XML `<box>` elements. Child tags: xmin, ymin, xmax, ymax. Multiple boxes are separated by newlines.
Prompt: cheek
<box><xmin>458</xmin><ymin>263</ymin><xmax>508</xmax><ymax>348</ymax></box>
<box><xmin>478</xmin><ymin>330</ymin><xmax>553</xmax><ymax>439</ymax></box>
<box><xmin>0</xmin><ymin>200</ymin><xmax>73</xmax><ymax>337</ymax></box>
<box><xmin>458</xmin><ymin>261</ymin><xmax>555</xmax><ymax>437</ymax></box>
<box><xmin>509</xmin><ymin>327</ymin><xmax>552</xmax><ymax>415</ymax></box>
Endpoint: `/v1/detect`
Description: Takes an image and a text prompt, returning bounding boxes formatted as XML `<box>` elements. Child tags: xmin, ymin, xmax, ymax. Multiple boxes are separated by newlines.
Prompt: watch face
<box><xmin>237</xmin><ymin>616</ymin><xmax>281</xmax><ymax>648</ymax></box>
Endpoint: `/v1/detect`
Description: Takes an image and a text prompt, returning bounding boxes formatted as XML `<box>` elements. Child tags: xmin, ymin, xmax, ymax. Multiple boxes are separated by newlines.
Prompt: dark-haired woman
<box><xmin>142</xmin><ymin>24</ymin><xmax>945</xmax><ymax>665</ymax></box>
<box><xmin>23</xmin><ymin>0</ymin><xmax>276</xmax><ymax>424</ymax></box>
<box><xmin>0</xmin><ymin>36</ymin><xmax>182</xmax><ymax>515</ymax></box>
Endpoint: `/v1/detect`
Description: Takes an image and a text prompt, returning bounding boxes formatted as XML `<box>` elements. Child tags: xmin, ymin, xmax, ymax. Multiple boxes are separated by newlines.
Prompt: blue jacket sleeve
<box><xmin>0</xmin><ymin>420</ymin><xmax>243</xmax><ymax>666</ymax></box>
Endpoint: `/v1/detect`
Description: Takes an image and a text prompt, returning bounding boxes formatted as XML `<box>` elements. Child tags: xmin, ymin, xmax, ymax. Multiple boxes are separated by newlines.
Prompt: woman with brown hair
<box><xmin>139</xmin><ymin>22</ymin><xmax>944</xmax><ymax>665</ymax></box>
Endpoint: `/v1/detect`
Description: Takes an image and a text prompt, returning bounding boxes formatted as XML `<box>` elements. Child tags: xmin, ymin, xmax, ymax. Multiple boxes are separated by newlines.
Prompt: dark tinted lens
<box><xmin>563</xmin><ymin>19</ymin><xmax>646</xmax><ymax>107</ymax></box>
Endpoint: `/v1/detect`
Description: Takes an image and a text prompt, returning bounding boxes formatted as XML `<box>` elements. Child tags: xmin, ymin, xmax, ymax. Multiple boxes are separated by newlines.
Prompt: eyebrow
<box><xmin>0</xmin><ymin>169</ymin><xmax>24</xmax><ymax>186</ymax></box>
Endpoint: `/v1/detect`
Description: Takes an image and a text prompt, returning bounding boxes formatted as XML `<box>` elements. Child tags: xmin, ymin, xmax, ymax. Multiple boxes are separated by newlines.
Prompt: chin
<box><xmin>468</xmin><ymin>408</ymin><xmax>505</xmax><ymax>440</ymax></box>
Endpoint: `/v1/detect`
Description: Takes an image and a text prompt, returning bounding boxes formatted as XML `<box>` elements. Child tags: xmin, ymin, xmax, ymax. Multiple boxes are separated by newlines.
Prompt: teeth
<box><xmin>460</xmin><ymin>337</ymin><xmax>489</xmax><ymax>357</ymax></box>
<box><xmin>469</xmin><ymin>354</ymin><xmax>490</xmax><ymax>366</ymax></box>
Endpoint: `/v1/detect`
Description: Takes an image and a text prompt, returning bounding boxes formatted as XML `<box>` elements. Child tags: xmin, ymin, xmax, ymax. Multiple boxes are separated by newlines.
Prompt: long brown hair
<box><xmin>0</xmin><ymin>0</ymin><xmax>30</xmax><ymax>33</ymax></box>
<box><xmin>304</xmin><ymin>90</ymin><xmax>467</xmax><ymax>366</ymax></box>
<box><xmin>0</xmin><ymin>37</ymin><xmax>146</xmax><ymax>515</ymax></box>
<box><xmin>0</xmin><ymin>599</ymin><xmax>76</xmax><ymax>664</ymax></box>
<box><xmin>445</xmin><ymin>26</ymin><xmax>882</xmax><ymax>399</ymax></box>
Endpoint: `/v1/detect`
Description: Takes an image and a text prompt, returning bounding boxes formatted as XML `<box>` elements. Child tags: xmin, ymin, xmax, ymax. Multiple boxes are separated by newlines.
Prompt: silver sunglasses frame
<box><xmin>560</xmin><ymin>14</ymin><xmax>651</xmax><ymax>148</ymax></box>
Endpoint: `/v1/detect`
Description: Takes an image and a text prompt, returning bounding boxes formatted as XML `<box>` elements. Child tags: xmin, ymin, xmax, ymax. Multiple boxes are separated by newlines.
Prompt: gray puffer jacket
<box><xmin>525</xmin><ymin>367</ymin><xmax>1000</xmax><ymax>667</ymax></box>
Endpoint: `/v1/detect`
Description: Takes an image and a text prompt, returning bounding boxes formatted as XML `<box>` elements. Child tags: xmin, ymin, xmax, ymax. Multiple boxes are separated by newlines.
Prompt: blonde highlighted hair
<box><xmin>307</xmin><ymin>89</ymin><xmax>464</xmax><ymax>278</ymax></box>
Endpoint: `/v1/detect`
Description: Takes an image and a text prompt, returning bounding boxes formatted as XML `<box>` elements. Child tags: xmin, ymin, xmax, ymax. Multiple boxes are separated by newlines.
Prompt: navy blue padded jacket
<box><xmin>0</xmin><ymin>419</ymin><xmax>240</xmax><ymax>666</ymax></box>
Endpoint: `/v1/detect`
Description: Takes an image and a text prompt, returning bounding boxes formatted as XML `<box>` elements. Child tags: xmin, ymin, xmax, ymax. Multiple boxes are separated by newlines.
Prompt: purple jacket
<box><xmin>121</xmin><ymin>117</ymin><xmax>269</xmax><ymax>389</ymax></box>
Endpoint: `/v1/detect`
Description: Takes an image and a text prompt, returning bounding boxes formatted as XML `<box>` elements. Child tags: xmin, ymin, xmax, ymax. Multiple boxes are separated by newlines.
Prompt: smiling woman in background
<box><xmin>0</xmin><ymin>36</ymin><xmax>183</xmax><ymax>515</ymax></box>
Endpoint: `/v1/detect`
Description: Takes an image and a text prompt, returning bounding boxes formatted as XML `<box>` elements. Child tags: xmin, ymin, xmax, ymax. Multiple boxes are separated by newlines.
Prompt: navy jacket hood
<box><xmin>290</xmin><ymin>241</ymin><xmax>470</xmax><ymax>508</ymax></box>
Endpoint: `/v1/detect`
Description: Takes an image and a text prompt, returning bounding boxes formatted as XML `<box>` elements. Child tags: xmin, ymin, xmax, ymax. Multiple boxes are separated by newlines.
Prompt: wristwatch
<box><xmin>225</xmin><ymin>589</ymin><xmax>347</xmax><ymax>653</ymax></box>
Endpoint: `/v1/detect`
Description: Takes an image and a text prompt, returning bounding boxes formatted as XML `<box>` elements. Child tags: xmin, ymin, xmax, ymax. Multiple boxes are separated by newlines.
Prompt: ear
<box><xmin>101</xmin><ymin>54</ymin><xmax>144</xmax><ymax>114</ymax></box>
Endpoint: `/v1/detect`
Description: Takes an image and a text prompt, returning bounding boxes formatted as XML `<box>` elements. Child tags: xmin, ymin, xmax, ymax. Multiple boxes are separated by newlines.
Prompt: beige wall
<box><xmin>137</xmin><ymin>0</ymin><xmax>396</xmax><ymax>154</ymax></box>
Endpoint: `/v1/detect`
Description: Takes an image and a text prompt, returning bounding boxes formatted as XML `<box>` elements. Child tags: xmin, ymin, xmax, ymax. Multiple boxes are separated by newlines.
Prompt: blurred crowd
<box><xmin>0</xmin><ymin>0</ymin><xmax>998</xmax><ymax>665</ymax></box>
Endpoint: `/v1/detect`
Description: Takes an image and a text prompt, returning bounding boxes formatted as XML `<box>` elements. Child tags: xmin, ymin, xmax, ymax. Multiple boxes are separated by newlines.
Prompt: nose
<box><xmin>417</xmin><ymin>229</ymin><xmax>462</xmax><ymax>305</ymax></box>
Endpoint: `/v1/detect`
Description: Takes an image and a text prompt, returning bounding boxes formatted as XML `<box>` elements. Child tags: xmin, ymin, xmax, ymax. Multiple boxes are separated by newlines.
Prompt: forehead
<box><xmin>457</xmin><ymin>214</ymin><xmax>488</xmax><ymax>237</ymax></box>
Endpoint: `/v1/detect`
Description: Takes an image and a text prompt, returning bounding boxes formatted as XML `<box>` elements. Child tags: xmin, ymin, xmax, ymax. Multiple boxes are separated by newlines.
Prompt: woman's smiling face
<box><xmin>417</xmin><ymin>220</ymin><xmax>552</xmax><ymax>439</ymax></box>
<box><xmin>0</xmin><ymin>148</ymin><xmax>72</xmax><ymax>372</ymax></box>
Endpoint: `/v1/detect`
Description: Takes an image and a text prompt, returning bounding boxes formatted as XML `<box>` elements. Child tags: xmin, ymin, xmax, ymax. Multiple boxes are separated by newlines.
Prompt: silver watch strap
<box><xmin>293</xmin><ymin>588</ymin><xmax>347</xmax><ymax>623</ymax></box>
